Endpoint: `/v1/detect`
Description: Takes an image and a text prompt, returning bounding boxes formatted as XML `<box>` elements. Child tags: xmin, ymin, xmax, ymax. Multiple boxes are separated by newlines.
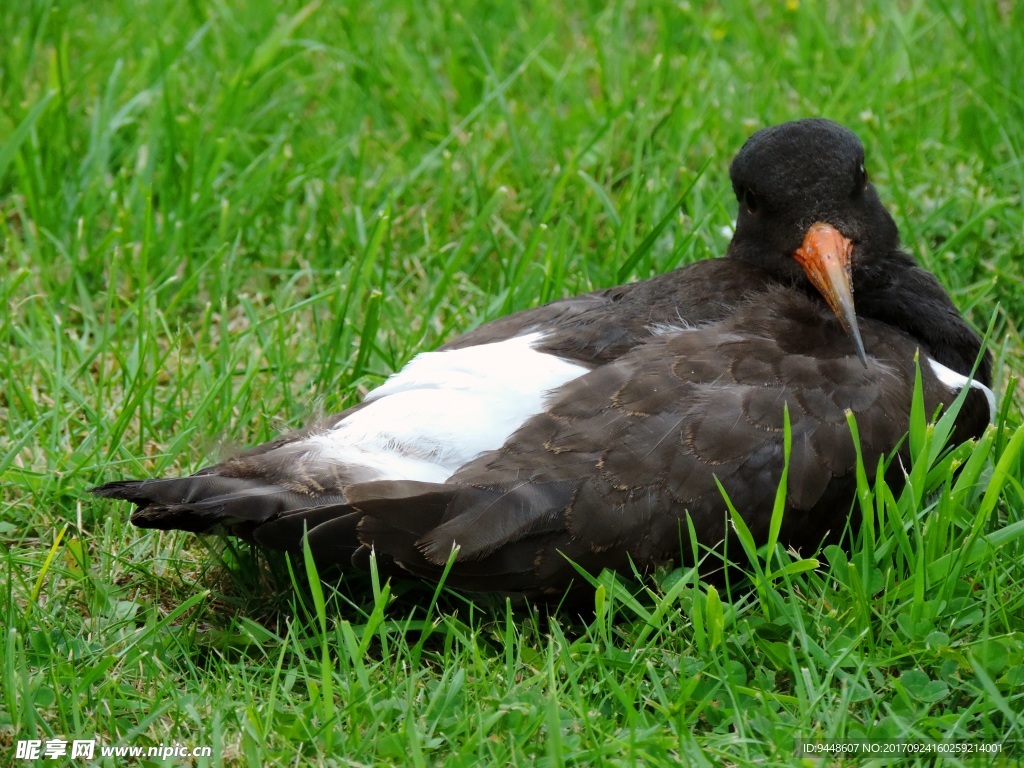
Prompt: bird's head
<box><xmin>727</xmin><ymin>118</ymin><xmax>902</xmax><ymax>365</ymax></box>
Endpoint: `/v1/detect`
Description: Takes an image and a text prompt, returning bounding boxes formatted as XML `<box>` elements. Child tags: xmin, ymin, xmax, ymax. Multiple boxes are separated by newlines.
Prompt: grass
<box><xmin>2</xmin><ymin>0</ymin><xmax>1023</xmax><ymax>765</ymax></box>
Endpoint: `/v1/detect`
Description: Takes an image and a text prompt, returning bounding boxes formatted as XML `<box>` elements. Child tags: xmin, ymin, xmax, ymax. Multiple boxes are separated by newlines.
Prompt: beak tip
<box><xmin>852</xmin><ymin>329</ymin><xmax>868</xmax><ymax>368</ymax></box>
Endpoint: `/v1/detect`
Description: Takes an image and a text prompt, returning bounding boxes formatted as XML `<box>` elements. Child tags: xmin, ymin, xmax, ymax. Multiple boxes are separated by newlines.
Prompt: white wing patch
<box><xmin>926</xmin><ymin>357</ymin><xmax>996</xmax><ymax>421</ymax></box>
<box><xmin>302</xmin><ymin>332</ymin><xmax>589</xmax><ymax>482</ymax></box>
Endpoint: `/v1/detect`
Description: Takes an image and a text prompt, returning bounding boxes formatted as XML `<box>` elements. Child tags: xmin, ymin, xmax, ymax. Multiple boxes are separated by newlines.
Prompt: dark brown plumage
<box><xmin>92</xmin><ymin>119</ymin><xmax>993</xmax><ymax>600</ymax></box>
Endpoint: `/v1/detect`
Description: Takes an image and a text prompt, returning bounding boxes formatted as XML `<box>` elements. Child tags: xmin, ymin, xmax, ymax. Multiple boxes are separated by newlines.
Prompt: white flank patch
<box><xmin>926</xmin><ymin>358</ymin><xmax>996</xmax><ymax>421</ymax></box>
<box><xmin>303</xmin><ymin>332</ymin><xmax>589</xmax><ymax>482</ymax></box>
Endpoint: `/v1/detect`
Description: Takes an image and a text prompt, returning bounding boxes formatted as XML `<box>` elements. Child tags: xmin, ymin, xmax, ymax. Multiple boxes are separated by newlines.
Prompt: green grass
<box><xmin>2</xmin><ymin>0</ymin><xmax>1023</xmax><ymax>765</ymax></box>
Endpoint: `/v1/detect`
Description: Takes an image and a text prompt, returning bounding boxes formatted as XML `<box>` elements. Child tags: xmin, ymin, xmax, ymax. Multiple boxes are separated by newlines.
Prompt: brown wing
<box><xmin>340</xmin><ymin>289</ymin><xmax>985</xmax><ymax>596</ymax></box>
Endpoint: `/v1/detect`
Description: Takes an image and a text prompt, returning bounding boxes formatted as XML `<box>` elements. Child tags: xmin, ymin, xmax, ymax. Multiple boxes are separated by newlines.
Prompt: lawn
<box><xmin>2</xmin><ymin>0</ymin><xmax>1023</xmax><ymax>765</ymax></box>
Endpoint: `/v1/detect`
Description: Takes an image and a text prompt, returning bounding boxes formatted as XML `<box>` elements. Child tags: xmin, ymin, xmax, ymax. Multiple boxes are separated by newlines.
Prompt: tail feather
<box><xmin>90</xmin><ymin>476</ymin><xmax>346</xmax><ymax>541</ymax></box>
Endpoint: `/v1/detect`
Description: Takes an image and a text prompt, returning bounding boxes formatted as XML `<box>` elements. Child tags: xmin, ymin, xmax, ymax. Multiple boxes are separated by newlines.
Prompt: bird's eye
<box><xmin>743</xmin><ymin>187</ymin><xmax>759</xmax><ymax>215</ymax></box>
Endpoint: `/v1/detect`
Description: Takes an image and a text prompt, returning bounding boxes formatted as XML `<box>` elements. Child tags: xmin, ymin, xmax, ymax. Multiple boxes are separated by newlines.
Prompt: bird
<box><xmin>92</xmin><ymin>118</ymin><xmax>995</xmax><ymax>600</ymax></box>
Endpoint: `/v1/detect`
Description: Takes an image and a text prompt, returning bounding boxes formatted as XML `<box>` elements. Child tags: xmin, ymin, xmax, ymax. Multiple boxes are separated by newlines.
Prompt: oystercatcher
<box><xmin>93</xmin><ymin>119</ymin><xmax>994</xmax><ymax>598</ymax></box>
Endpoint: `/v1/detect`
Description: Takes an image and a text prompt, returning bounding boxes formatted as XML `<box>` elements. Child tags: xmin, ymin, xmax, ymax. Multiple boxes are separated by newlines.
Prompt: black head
<box><xmin>724</xmin><ymin>119</ymin><xmax>990</xmax><ymax>386</ymax></box>
<box><xmin>727</xmin><ymin>118</ymin><xmax>901</xmax><ymax>284</ymax></box>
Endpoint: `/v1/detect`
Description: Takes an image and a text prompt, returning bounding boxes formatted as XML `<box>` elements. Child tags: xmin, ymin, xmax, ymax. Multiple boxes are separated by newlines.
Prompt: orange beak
<box><xmin>793</xmin><ymin>222</ymin><xmax>867</xmax><ymax>366</ymax></box>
